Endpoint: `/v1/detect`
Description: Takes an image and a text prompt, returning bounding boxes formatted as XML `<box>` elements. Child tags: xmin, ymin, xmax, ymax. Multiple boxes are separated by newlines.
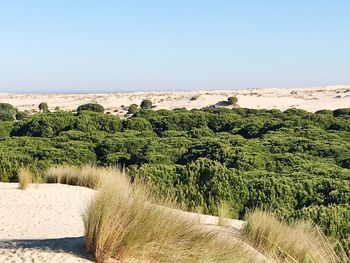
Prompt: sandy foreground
<box><xmin>0</xmin><ymin>183</ymin><xmax>95</xmax><ymax>263</ymax></box>
<box><xmin>0</xmin><ymin>183</ymin><xmax>249</xmax><ymax>263</ymax></box>
<box><xmin>1</xmin><ymin>85</ymin><xmax>350</xmax><ymax>114</ymax></box>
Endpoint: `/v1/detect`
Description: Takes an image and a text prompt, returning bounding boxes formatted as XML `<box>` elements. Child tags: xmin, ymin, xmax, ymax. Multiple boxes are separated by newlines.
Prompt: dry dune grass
<box><xmin>82</xmin><ymin>167</ymin><xmax>259</xmax><ymax>263</ymax></box>
<box><xmin>242</xmin><ymin>209</ymin><xmax>348</xmax><ymax>263</ymax></box>
<box><xmin>45</xmin><ymin>165</ymin><xmax>102</xmax><ymax>189</ymax></box>
<box><xmin>43</xmin><ymin>165</ymin><xmax>348</xmax><ymax>263</ymax></box>
<box><xmin>18</xmin><ymin>166</ymin><xmax>32</xmax><ymax>190</ymax></box>
<box><xmin>217</xmin><ymin>201</ymin><xmax>231</xmax><ymax>227</ymax></box>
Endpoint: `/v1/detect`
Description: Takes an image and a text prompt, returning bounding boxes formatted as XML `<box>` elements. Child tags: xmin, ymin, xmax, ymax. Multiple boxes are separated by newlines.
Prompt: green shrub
<box><xmin>38</xmin><ymin>102</ymin><xmax>49</xmax><ymax>112</ymax></box>
<box><xmin>0</xmin><ymin>103</ymin><xmax>17</xmax><ymax>121</ymax></box>
<box><xmin>123</xmin><ymin>117</ymin><xmax>153</xmax><ymax>131</ymax></box>
<box><xmin>15</xmin><ymin>111</ymin><xmax>28</xmax><ymax>120</ymax></box>
<box><xmin>0</xmin><ymin>153</ymin><xmax>18</xmax><ymax>182</ymax></box>
<box><xmin>11</xmin><ymin>112</ymin><xmax>75</xmax><ymax>137</ymax></box>
<box><xmin>77</xmin><ymin>103</ymin><xmax>104</xmax><ymax>113</ymax></box>
<box><xmin>127</xmin><ymin>103</ymin><xmax>138</xmax><ymax>114</ymax></box>
<box><xmin>140</xmin><ymin>99</ymin><xmax>152</xmax><ymax>109</ymax></box>
<box><xmin>333</xmin><ymin>108</ymin><xmax>350</xmax><ymax>118</ymax></box>
<box><xmin>0</xmin><ymin>121</ymin><xmax>14</xmax><ymax>139</ymax></box>
<box><xmin>227</xmin><ymin>96</ymin><xmax>238</xmax><ymax>105</ymax></box>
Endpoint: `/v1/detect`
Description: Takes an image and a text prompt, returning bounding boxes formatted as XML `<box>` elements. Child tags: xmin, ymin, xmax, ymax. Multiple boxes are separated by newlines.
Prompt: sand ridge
<box><xmin>1</xmin><ymin>85</ymin><xmax>349</xmax><ymax>115</ymax></box>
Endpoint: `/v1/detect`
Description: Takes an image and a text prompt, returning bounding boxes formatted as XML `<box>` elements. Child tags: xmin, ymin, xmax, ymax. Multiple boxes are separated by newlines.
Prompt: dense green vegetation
<box><xmin>0</xmin><ymin>105</ymin><xmax>349</xmax><ymax>249</ymax></box>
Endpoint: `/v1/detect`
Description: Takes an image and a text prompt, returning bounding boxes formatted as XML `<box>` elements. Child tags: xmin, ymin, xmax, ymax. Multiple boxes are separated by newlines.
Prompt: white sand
<box><xmin>0</xmin><ymin>183</ymin><xmax>95</xmax><ymax>262</ymax></box>
<box><xmin>0</xmin><ymin>85</ymin><xmax>349</xmax><ymax>115</ymax></box>
<box><xmin>0</xmin><ymin>183</ymin><xmax>253</xmax><ymax>263</ymax></box>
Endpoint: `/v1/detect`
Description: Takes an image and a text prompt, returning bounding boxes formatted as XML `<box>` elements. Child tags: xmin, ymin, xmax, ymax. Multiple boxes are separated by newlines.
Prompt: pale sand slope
<box><xmin>1</xmin><ymin>85</ymin><xmax>350</xmax><ymax>115</ymax></box>
<box><xmin>0</xmin><ymin>183</ymin><xmax>252</xmax><ymax>263</ymax></box>
<box><xmin>0</xmin><ymin>183</ymin><xmax>95</xmax><ymax>263</ymax></box>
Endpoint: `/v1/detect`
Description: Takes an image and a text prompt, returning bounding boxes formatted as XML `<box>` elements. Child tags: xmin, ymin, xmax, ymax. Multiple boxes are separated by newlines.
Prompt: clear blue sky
<box><xmin>0</xmin><ymin>1</ymin><xmax>349</xmax><ymax>93</ymax></box>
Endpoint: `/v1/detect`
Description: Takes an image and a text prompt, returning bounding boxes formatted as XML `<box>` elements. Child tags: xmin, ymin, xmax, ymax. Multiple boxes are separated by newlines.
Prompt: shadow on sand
<box><xmin>0</xmin><ymin>236</ymin><xmax>93</xmax><ymax>261</ymax></box>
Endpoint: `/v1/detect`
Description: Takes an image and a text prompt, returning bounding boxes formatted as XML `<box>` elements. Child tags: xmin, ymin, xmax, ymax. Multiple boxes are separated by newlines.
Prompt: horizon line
<box><xmin>1</xmin><ymin>84</ymin><xmax>349</xmax><ymax>95</ymax></box>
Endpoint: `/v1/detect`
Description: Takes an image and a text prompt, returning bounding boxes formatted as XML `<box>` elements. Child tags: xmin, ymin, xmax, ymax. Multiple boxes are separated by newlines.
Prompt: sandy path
<box><xmin>0</xmin><ymin>183</ymin><xmax>95</xmax><ymax>262</ymax></box>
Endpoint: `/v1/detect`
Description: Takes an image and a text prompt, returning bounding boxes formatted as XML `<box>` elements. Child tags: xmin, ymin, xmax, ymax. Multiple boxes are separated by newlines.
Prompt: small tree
<box><xmin>15</xmin><ymin>111</ymin><xmax>28</xmax><ymax>120</ymax></box>
<box><xmin>227</xmin><ymin>96</ymin><xmax>238</xmax><ymax>106</ymax></box>
<box><xmin>140</xmin><ymin>99</ymin><xmax>152</xmax><ymax>109</ymax></box>
<box><xmin>77</xmin><ymin>103</ymin><xmax>104</xmax><ymax>113</ymax></box>
<box><xmin>127</xmin><ymin>104</ymin><xmax>138</xmax><ymax>114</ymax></box>
<box><xmin>38</xmin><ymin>102</ymin><xmax>49</xmax><ymax>112</ymax></box>
<box><xmin>0</xmin><ymin>103</ymin><xmax>17</xmax><ymax>121</ymax></box>
<box><xmin>55</xmin><ymin>106</ymin><xmax>61</xmax><ymax>111</ymax></box>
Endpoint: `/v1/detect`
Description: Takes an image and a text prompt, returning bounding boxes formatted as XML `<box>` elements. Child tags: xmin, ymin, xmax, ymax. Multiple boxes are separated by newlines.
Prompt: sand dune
<box><xmin>0</xmin><ymin>183</ymin><xmax>249</xmax><ymax>263</ymax></box>
<box><xmin>0</xmin><ymin>183</ymin><xmax>95</xmax><ymax>262</ymax></box>
<box><xmin>1</xmin><ymin>85</ymin><xmax>350</xmax><ymax>115</ymax></box>
<box><xmin>1</xmin><ymin>86</ymin><xmax>347</xmax><ymax>262</ymax></box>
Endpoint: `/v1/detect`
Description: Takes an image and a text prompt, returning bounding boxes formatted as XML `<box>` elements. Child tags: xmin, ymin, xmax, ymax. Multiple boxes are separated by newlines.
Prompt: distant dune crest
<box><xmin>1</xmin><ymin>85</ymin><xmax>349</xmax><ymax>114</ymax></box>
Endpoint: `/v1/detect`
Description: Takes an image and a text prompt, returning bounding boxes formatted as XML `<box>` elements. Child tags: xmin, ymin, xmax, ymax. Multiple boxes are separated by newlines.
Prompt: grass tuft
<box><xmin>18</xmin><ymin>166</ymin><xmax>32</xmax><ymax>190</ymax></box>
<box><xmin>242</xmin><ymin>209</ymin><xmax>348</xmax><ymax>263</ymax></box>
<box><xmin>82</xmin><ymin>167</ymin><xmax>258</xmax><ymax>263</ymax></box>
<box><xmin>45</xmin><ymin>165</ymin><xmax>103</xmax><ymax>189</ymax></box>
<box><xmin>46</xmin><ymin>165</ymin><xmax>347</xmax><ymax>262</ymax></box>
<box><xmin>218</xmin><ymin>201</ymin><xmax>231</xmax><ymax>227</ymax></box>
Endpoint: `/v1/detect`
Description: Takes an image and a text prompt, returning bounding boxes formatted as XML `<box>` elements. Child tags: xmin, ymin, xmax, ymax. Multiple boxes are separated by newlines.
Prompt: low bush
<box><xmin>140</xmin><ymin>99</ymin><xmax>152</xmax><ymax>109</ymax></box>
<box><xmin>127</xmin><ymin>103</ymin><xmax>138</xmax><ymax>114</ymax></box>
<box><xmin>228</xmin><ymin>96</ymin><xmax>238</xmax><ymax>105</ymax></box>
<box><xmin>38</xmin><ymin>102</ymin><xmax>49</xmax><ymax>112</ymax></box>
<box><xmin>0</xmin><ymin>103</ymin><xmax>17</xmax><ymax>121</ymax></box>
<box><xmin>77</xmin><ymin>103</ymin><xmax>104</xmax><ymax>113</ymax></box>
<box><xmin>15</xmin><ymin>111</ymin><xmax>28</xmax><ymax>120</ymax></box>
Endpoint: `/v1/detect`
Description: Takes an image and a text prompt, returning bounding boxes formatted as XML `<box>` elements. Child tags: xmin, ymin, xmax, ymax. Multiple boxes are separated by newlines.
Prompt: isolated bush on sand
<box><xmin>38</xmin><ymin>102</ymin><xmax>49</xmax><ymax>112</ymax></box>
<box><xmin>227</xmin><ymin>96</ymin><xmax>238</xmax><ymax>106</ymax></box>
<box><xmin>140</xmin><ymin>99</ymin><xmax>152</xmax><ymax>109</ymax></box>
<box><xmin>77</xmin><ymin>103</ymin><xmax>104</xmax><ymax>113</ymax></box>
